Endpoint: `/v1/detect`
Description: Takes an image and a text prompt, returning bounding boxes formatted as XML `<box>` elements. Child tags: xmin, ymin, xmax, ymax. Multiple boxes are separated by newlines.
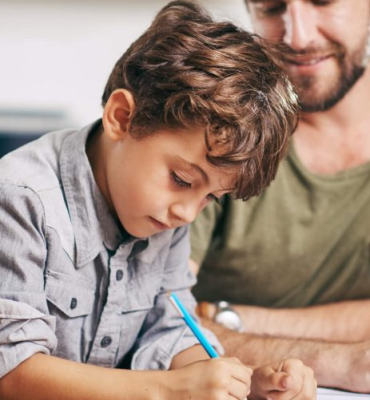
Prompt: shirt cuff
<box><xmin>0</xmin><ymin>299</ymin><xmax>57</xmax><ymax>378</ymax></box>
<box><xmin>131</xmin><ymin>325</ymin><xmax>224</xmax><ymax>371</ymax></box>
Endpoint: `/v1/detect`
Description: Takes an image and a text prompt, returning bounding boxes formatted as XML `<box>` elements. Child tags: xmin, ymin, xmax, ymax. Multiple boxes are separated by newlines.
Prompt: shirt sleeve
<box><xmin>130</xmin><ymin>225</ymin><xmax>223</xmax><ymax>371</ymax></box>
<box><xmin>0</xmin><ymin>182</ymin><xmax>57</xmax><ymax>378</ymax></box>
<box><xmin>190</xmin><ymin>199</ymin><xmax>224</xmax><ymax>265</ymax></box>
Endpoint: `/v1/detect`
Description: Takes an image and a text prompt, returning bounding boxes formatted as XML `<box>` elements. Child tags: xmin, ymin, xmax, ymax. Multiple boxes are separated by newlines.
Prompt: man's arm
<box><xmin>201</xmin><ymin>319</ymin><xmax>370</xmax><ymax>393</ymax></box>
<box><xmin>236</xmin><ymin>300</ymin><xmax>370</xmax><ymax>342</ymax></box>
<box><xmin>190</xmin><ymin>257</ymin><xmax>370</xmax><ymax>342</ymax></box>
<box><xmin>199</xmin><ymin>299</ymin><xmax>370</xmax><ymax>342</ymax></box>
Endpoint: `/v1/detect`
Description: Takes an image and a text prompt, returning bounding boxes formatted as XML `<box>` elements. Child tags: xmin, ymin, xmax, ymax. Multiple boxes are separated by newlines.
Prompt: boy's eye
<box><xmin>171</xmin><ymin>172</ymin><xmax>192</xmax><ymax>188</ymax></box>
<box><xmin>171</xmin><ymin>171</ymin><xmax>220</xmax><ymax>202</ymax></box>
<box><xmin>206</xmin><ymin>193</ymin><xmax>220</xmax><ymax>203</ymax></box>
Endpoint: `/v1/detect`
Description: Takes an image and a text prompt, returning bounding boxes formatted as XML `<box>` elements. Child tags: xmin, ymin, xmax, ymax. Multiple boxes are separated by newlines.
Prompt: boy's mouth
<box><xmin>149</xmin><ymin>217</ymin><xmax>171</xmax><ymax>230</ymax></box>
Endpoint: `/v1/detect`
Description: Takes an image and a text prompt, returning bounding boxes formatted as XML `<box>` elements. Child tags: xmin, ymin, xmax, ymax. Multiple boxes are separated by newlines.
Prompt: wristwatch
<box><xmin>213</xmin><ymin>301</ymin><xmax>244</xmax><ymax>332</ymax></box>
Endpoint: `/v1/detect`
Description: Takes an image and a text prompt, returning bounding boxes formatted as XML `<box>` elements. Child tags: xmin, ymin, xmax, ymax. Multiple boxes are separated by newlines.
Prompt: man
<box><xmin>191</xmin><ymin>0</ymin><xmax>370</xmax><ymax>393</ymax></box>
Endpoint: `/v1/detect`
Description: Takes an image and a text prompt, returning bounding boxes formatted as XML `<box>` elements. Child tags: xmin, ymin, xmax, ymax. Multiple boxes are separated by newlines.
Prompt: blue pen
<box><xmin>168</xmin><ymin>292</ymin><xmax>218</xmax><ymax>358</ymax></box>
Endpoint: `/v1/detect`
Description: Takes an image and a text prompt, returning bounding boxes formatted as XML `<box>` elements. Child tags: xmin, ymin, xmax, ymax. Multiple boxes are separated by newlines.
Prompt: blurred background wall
<box><xmin>0</xmin><ymin>0</ymin><xmax>252</xmax><ymax>155</ymax></box>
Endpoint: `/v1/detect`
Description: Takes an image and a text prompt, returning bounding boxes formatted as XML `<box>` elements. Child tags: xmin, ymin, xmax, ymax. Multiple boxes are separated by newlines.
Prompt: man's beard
<box><xmin>281</xmin><ymin>42</ymin><xmax>367</xmax><ymax>113</ymax></box>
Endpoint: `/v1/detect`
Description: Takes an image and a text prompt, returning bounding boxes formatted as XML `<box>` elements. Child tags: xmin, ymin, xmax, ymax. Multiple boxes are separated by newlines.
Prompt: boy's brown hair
<box><xmin>102</xmin><ymin>0</ymin><xmax>299</xmax><ymax>200</ymax></box>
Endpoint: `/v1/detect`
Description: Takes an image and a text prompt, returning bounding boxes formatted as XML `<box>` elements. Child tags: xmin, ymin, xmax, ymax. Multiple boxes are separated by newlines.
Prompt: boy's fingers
<box><xmin>280</xmin><ymin>374</ymin><xmax>296</xmax><ymax>390</ymax></box>
<box><xmin>266</xmin><ymin>384</ymin><xmax>301</xmax><ymax>400</ymax></box>
<box><xmin>290</xmin><ymin>373</ymin><xmax>317</xmax><ymax>400</ymax></box>
<box><xmin>232</xmin><ymin>365</ymin><xmax>253</xmax><ymax>387</ymax></box>
<box><xmin>282</xmin><ymin>361</ymin><xmax>316</xmax><ymax>400</ymax></box>
<box><xmin>281</xmin><ymin>360</ymin><xmax>304</xmax><ymax>384</ymax></box>
<box><xmin>228</xmin><ymin>377</ymin><xmax>250</xmax><ymax>400</ymax></box>
<box><xmin>223</xmin><ymin>357</ymin><xmax>253</xmax><ymax>384</ymax></box>
<box><xmin>266</xmin><ymin>372</ymin><xmax>316</xmax><ymax>400</ymax></box>
<box><xmin>279</xmin><ymin>360</ymin><xmax>305</xmax><ymax>392</ymax></box>
<box><xmin>265</xmin><ymin>371</ymin><xmax>294</xmax><ymax>392</ymax></box>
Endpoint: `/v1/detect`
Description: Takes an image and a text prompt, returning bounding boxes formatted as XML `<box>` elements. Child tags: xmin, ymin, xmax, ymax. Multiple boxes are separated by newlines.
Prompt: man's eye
<box><xmin>258</xmin><ymin>2</ymin><xmax>286</xmax><ymax>16</ymax></box>
<box><xmin>171</xmin><ymin>172</ymin><xmax>191</xmax><ymax>188</ymax></box>
<box><xmin>313</xmin><ymin>0</ymin><xmax>332</xmax><ymax>5</ymax></box>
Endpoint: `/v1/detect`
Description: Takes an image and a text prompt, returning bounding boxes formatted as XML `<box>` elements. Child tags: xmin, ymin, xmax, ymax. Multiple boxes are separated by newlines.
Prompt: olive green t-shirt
<box><xmin>191</xmin><ymin>147</ymin><xmax>370</xmax><ymax>307</ymax></box>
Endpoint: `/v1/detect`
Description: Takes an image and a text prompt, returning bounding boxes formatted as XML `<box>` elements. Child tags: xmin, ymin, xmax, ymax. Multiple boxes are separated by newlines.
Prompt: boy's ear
<box><xmin>102</xmin><ymin>89</ymin><xmax>135</xmax><ymax>141</ymax></box>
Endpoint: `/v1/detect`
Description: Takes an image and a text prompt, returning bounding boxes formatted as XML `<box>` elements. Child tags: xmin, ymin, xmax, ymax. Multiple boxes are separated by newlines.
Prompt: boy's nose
<box><xmin>170</xmin><ymin>200</ymin><xmax>199</xmax><ymax>225</ymax></box>
<box><xmin>283</xmin><ymin>2</ymin><xmax>318</xmax><ymax>51</ymax></box>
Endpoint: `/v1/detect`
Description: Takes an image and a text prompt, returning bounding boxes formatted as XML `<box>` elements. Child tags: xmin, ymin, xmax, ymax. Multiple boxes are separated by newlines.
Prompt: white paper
<box><xmin>318</xmin><ymin>387</ymin><xmax>370</xmax><ymax>400</ymax></box>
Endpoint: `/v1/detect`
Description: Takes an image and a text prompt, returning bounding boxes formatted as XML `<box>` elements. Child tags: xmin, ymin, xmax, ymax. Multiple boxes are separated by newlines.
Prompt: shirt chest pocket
<box><xmin>117</xmin><ymin>283</ymin><xmax>159</xmax><ymax>354</ymax></box>
<box><xmin>122</xmin><ymin>283</ymin><xmax>157</xmax><ymax>314</ymax></box>
<box><xmin>121</xmin><ymin>260</ymin><xmax>162</xmax><ymax>314</ymax></box>
<box><xmin>46</xmin><ymin>275</ymin><xmax>95</xmax><ymax>318</ymax></box>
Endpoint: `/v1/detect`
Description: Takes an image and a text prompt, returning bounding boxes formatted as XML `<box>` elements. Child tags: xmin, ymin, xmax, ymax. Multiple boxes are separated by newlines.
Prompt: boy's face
<box><xmin>104</xmin><ymin>127</ymin><xmax>233</xmax><ymax>238</ymax></box>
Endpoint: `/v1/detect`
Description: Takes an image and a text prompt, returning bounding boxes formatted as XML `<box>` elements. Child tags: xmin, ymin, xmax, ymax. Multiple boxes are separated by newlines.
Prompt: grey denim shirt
<box><xmin>0</xmin><ymin>120</ymin><xmax>221</xmax><ymax>379</ymax></box>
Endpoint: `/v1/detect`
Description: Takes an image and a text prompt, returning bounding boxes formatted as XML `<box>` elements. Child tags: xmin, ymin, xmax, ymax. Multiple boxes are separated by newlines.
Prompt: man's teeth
<box><xmin>290</xmin><ymin>57</ymin><xmax>325</xmax><ymax>65</ymax></box>
<box><xmin>299</xmin><ymin>59</ymin><xmax>320</xmax><ymax>65</ymax></box>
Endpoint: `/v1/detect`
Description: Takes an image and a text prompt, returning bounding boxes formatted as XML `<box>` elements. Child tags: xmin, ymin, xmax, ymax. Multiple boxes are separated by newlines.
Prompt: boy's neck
<box><xmin>86</xmin><ymin>122</ymin><xmax>134</xmax><ymax>243</ymax></box>
<box><xmin>86</xmin><ymin>122</ymin><xmax>113</xmax><ymax>214</ymax></box>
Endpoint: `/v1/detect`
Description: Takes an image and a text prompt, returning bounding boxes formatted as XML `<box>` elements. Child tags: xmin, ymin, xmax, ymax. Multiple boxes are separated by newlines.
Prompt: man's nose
<box><xmin>283</xmin><ymin>2</ymin><xmax>318</xmax><ymax>50</ymax></box>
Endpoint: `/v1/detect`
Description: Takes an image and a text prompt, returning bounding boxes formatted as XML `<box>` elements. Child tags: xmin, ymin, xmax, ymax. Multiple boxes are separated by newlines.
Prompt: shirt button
<box><xmin>70</xmin><ymin>297</ymin><xmax>78</xmax><ymax>310</ymax></box>
<box><xmin>101</xmin><ymin>336</ymin><xmax>112</xmax><ymax>348</ymax></box>
<box><xmin>116</xmin><ymin>270</ymin><xmax>124</xmax><ymax>281</ymax></box>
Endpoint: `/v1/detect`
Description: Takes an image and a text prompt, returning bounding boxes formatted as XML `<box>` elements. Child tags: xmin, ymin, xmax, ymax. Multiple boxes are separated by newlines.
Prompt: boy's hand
<box><xmin>167</xmin><ymin>357</ymin><xmax>253</xmax><ymax>400</ymax></box>
<box><xmin>250</xmin><ymin>359</ymin><xmax>317</xmax><ymax>400</ymax></box>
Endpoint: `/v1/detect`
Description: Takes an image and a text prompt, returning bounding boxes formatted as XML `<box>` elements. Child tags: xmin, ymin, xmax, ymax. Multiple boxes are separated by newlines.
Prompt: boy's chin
<box><xmin>120</xmin><ymin>216</ymin><xmax>175</xmax><ymax>239</ymax></box>
<box><xmin>122</xmin><ymin>225</ymin><xmax>147</xmax><ymax>239</ymax></box>
<box><xmin>120</xmin><ymin>220</ymin><xmax>158</xmax><ymax>240</ymax></box>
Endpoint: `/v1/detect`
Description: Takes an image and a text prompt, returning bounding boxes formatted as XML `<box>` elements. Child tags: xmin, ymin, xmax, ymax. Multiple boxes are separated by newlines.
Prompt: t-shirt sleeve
<box><xmin>190</xmin><ymin>200</ymin><xmax>223</xmax><ymax>265</ymax></box>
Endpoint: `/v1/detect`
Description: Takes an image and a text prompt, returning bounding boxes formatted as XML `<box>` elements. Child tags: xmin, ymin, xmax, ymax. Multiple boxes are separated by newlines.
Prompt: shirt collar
<box><xmin>59</xmin><ymin>119</ymin><xmax>173</xmax><ymax>268</ymax></box>
<box><xmin>60</xmin><ymin>119</ymin><xmax>126</xmax><ymax>267</ymax></box>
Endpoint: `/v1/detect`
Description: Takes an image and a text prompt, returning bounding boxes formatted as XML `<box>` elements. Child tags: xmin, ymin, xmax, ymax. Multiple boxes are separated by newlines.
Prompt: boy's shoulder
<box><xmin>0</xmin><ymin>127</ymin><xmax>78</xmax><ymax>193</ymax></box>
<box><xmin>0</xmin><ymin>122</ymin><xmax>98</xmax><ymax>264</ymax></box>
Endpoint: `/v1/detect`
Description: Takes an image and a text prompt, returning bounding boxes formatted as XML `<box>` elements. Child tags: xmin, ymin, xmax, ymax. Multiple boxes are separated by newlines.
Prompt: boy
<box><xmin>0</xmin><ymin>1</ymin><xmax>316</xmax><ymax>399</ymax></box>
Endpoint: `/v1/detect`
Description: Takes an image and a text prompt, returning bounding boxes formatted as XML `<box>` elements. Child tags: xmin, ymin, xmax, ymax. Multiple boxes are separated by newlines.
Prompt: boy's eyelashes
<box><xmin>170</xmin><ymin>171</ymin><xmax>220</xmax><ymax>203</ymax></box>
<box><xmin>171</xmin><ymin>171</ymin><xmax>192</xmax><ymax>188</ymax></box>
<box><xmin>206</xmin><ymin>193</ymin><xmax>220</xmax><ymax>203</ymax></box>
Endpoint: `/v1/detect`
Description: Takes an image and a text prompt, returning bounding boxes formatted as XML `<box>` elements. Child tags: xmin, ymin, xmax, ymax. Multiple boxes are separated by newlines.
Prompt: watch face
<box><xmin>214</xmin><ymin>309</ymin><xmax>243</xmax><ymax>332</ymax></box>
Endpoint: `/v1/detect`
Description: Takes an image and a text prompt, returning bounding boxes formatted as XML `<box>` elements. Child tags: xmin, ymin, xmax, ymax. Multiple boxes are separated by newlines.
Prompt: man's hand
<box><xmin>339</xmin><ymin>341</ymin><xmax>370</xmax><ymax>393</ymax></box>
<box><xmin>250</xmin><ymin>359</ymin><xmax>316</xmax><ymax>400</ymax></box>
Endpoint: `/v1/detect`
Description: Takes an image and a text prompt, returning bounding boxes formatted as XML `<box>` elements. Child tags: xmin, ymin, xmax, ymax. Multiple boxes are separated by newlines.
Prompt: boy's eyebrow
<box><xmin>177</xmin><ymin>156</ymin><xmax>209</xmax><ymax>183</ymax></box>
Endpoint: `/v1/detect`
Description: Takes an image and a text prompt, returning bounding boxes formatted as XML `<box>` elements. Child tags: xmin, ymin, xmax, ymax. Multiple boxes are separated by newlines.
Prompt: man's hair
<box><xmin>102</xmin><ymin>0</ymin><xmax>299</xmax><ymax>200</ymax></box>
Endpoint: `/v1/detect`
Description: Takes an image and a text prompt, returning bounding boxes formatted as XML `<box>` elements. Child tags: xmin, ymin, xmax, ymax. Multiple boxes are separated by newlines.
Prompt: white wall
<box><xmin>0</xmin><ymin>0</ymin><xmax>252</xmax><ymax>128</ymax></box>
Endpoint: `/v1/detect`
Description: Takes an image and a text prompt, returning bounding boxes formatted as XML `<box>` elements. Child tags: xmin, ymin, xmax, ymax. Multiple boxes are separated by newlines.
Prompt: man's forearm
<box><xmin>232</xmin><ymin>300</ymin><xmax>370</xmax><ymax>342</ymax></box>
<box><xmin>201</xmin><ymin>319</ymin><xmax>370</xmax><ymax>393</ymax></box>
<box><xmin>191</xmin><ymin>255</ymin><xmax>370</xmax><ymax>342</ymax></box>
